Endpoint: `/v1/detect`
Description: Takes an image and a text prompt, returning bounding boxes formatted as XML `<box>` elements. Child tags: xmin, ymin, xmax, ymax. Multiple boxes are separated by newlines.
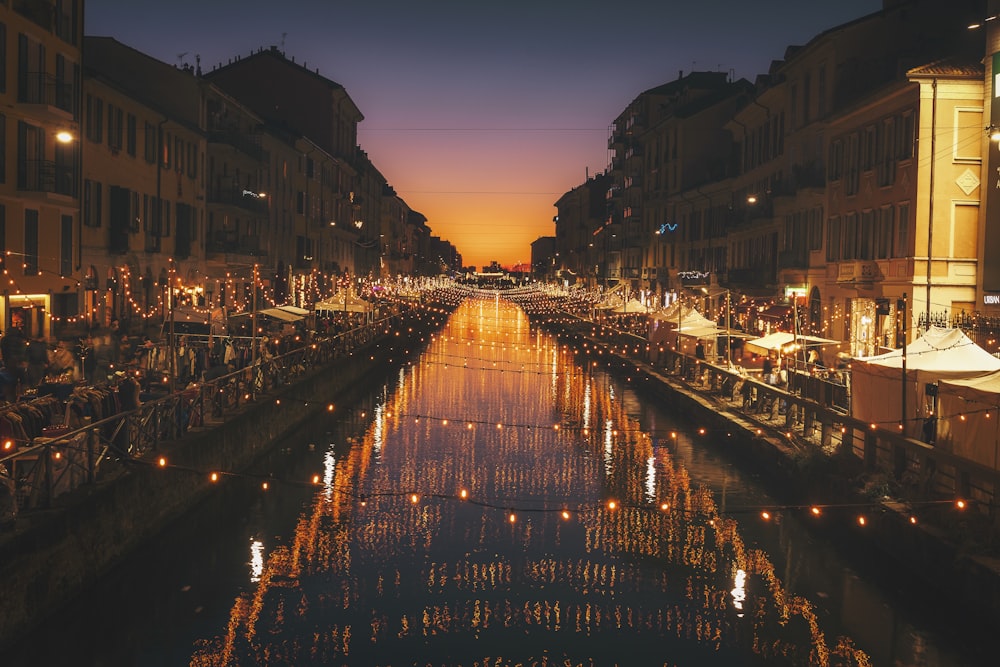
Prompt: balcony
<box><xmin>18</xmin><ymin>71</ymin><xmax>75</xmax><ymax>116</ymax></box>
<box><xmin>625</xmin><ymin>145</ymin><xmax>644</xmax><ymax>162</ymax></box>
<box><xmin>14</xmin><ymin>0</ymin><xmax>55</xmax><ymax>31</ymax></box>
<box><xmin>207</xmin><ymin>232</ymin><xmax>268</xmax><ymax>260</ymax></box>
<box><xmin>777</xmin><ymin>247</ymin><xmax>810</xmax><ymax>270</ymax></box>
<box><xmin>18</xmin><ymin>159</ymin><xmax>76</xmax><ymax>197</ymax></box>
<box><xmin>207</xmin><ymin>129</ymin><xmax>264</xmax><ymax>161</ymax></box>
<box><xmin>836</xmin><ymin>260</ymin><xmax>881</xmax><ymax>283</ymax></box>
<box><xmin>207</xmin><ymin>186</ymin><xmax>268</xmax><ymax>214</ymax></box>
<box><xmin>608</xmin><ymin>129</ymin><xmax>627</xmax><ymax>150</ymax></box>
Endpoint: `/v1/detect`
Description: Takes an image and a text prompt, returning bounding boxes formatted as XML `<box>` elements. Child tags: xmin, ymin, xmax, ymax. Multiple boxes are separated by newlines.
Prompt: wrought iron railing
<box><xmin>0</xmin><ymin>313</ymin><xmax>394</xmax><ymax>519</ymax></box>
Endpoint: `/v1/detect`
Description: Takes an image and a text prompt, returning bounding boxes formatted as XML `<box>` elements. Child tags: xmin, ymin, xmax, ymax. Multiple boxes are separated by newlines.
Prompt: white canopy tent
<box><xmin>745</xmin><ymin>332</ymin><xmax>839</xmax><ymax>355</ymax></box>
<box><xmin>596</xmin><ymin>298</ymin><xmax>647</xmax><ymax>314</ymax></box>
<box><xmin>258</xmin><ymin>307</ymin><xmax>304</xmax><ymax>322</ymax></box>
<box><xmin>851</xmin><ymin>327</ymin><xmax>1000</xmax><ymax>439</ymax></box>
<box><xmin>648</xmin><ymin>307</ymin><xmax>722</xmax><ymax>350</ymax></box>
<box><xmin>937</xmin><ymin>373</ymin><xmax>1000</xmax><ymax>470</ymax></box>
<box><xmin>314</xmin><ymin>293</ymin><xmax>371</xmax><ymax>314</ymax></box>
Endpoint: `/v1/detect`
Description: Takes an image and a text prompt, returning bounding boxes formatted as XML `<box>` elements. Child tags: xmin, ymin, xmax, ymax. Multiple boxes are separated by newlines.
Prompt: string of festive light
<box><xmin>121</xmin><ymin>450</ymin><xmax>974</xmax><ymax>528</ymax></box>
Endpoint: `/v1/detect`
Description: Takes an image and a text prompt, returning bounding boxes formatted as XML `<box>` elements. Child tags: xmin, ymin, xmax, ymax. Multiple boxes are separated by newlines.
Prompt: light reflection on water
<box><xmin>191</xmin><ymin>298</ymin><xmax>871</xmax><ymax>666</ymax></box>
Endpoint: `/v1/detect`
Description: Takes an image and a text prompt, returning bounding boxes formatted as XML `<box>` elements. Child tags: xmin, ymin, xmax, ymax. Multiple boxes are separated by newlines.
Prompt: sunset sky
<box><xmin>86</xmin><ymin>0</ymin><xmax>882</xmax><ymax>270</ymax></box>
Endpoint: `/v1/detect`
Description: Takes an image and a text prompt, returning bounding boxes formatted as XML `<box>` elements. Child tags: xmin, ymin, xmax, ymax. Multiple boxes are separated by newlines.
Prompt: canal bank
<box><xmin>546</xmin><ymin>318</ymin><xmax>1000</xmax><ymax>629</ymax></box>
<box><xmin>0</xmin><ymin>309</ymin><xmax>447</xmax><ymax>649</ymax></box>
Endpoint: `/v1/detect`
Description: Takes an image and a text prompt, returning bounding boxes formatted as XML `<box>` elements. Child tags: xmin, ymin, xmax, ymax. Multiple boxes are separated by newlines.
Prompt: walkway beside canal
<box><xmin>539</xmin><ymin>311</ymin><xmax>1000</xmax><ymax>626</ymax></box>
<box><xmin>0</xmin><ymin>302</ymin><xmax>450</xmax><ymax>649</ymax></box>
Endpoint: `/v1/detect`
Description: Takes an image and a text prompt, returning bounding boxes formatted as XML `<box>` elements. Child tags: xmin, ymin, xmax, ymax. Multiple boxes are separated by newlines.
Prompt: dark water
<box><xmin>3</xmin><ymin>298</ymin><xmax>991</xmax><ymax>666</ymax></box>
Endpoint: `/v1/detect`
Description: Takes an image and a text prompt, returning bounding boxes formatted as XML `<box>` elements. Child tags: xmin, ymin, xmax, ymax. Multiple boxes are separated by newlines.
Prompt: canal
<box><xmin>3</xmin><ymin>297</ymin><xmax>991</xmax><ymax>666</ymax></box>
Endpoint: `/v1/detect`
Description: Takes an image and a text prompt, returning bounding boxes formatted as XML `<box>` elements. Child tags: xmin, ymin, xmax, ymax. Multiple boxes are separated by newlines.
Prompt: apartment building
<box><xmin>81</xmin><ymin>36</ymin><xmax>207</xmax><ymax>330</ymax></box>
<box><xmin>205</xmin><ymin>48</ymin><xmax>368</xmax><ymax>281</ymax></box>
<box><xmin>0</xmin><ymin>0</ymin><xmax>82</xmax><ymax>337</ymax></box>
<box><xmin>553</xmin><ymin>171</ymin><xmax>610</xmax><ymax>287</ymax></box>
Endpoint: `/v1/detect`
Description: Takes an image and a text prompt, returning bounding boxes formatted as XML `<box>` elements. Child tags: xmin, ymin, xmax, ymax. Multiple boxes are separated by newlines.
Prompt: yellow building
<box><xmin>0</xmin><ymin>1</ymin><xmax>83</xmax><ymax>337</ymax></box>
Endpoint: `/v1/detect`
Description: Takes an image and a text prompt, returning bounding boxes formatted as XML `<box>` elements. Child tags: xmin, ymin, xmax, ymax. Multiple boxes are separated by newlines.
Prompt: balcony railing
<box><xmin>837</xmin><ymin>260</ymin><xmax>880</xmax><ymax>283</ymax></box>
<box><xmin>207</xmin><ymin>232</ymin><xmax>266</xmax><ymax>257</ymax></box>
<box><xmin>207</xmin><ymin>129</ymin><xmax>264</xmax><ymax>161</ymax></box>
<box><xmin>18</xmin><ymin>159</ymin><xmax>76</xmax><ymax>196</ymax></box>
<box><xmin>207</xmin><ymin>187</ymin><xmax>268</xmax><ymax>214</ymax></box>
<box><xmin>18</xmin><ymin>71</ymin><xmax>75</xmax><ymax>112</ymax></box>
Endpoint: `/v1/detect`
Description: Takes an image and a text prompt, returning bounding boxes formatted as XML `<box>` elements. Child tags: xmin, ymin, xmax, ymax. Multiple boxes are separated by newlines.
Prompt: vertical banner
<box><xmin>983</xmin><ymin>52</ymin><xmax>1000</xmax><ymax>293</ymax></box>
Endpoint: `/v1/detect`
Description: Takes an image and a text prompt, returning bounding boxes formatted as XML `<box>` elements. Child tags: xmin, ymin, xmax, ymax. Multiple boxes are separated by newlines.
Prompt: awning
<box><xmin>745</xmin><ymin>332</ymin><xmax>838</xmax><ymax>354</ymax></box>
<box><xmin>258</xmin><ymin>307</ymin><xmax>305</xmax><ymax>322</ymax></box>
<box><xmin>277</xmin><ymin>305</ymin><xmax>310</xmax><ymax>316</ymax></box>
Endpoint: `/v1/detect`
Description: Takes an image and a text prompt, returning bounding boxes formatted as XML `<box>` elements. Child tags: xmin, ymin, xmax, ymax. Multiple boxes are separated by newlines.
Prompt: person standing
<box><xmin>26</xmin><ymin>336</ymin><xmax>49</xmax><ymax>387</ymax></box>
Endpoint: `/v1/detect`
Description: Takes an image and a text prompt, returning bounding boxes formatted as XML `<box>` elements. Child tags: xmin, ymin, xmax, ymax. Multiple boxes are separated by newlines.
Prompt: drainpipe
<box><xmin>925</xmin><ymin>79</ymin><xmax>937</xmax><ymax>330</ymax></box>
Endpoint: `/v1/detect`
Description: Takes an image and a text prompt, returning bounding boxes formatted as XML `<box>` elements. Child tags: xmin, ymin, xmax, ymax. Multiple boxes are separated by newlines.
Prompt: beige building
<box><xmin>0</xmin><ymin>1</ymin><xmax>83</xmax><ymax>337</ymax></box>
<box><xmin>81</xmin><ymin>37</ymin><xmax>207</xmax><ymax>331</ymax></box>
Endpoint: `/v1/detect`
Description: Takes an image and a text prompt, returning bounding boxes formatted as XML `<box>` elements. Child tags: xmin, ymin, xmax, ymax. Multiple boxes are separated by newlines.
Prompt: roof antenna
<box><xmin>281</xmin><ymin>32</ymin><xmax>287</xmax><ymax>53</ymax></box>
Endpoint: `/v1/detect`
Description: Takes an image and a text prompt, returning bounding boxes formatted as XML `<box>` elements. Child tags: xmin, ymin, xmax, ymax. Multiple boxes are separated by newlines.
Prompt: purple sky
<box><xmin>86</xmin><ymin>0</ymin><xmax>884</xmax><ymax>269</ymax></box>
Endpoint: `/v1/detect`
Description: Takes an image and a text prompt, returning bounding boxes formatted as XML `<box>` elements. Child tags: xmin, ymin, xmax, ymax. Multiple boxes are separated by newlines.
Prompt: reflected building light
<box><xmin>323</xmin><ymin>448</ymin><xmax>336</xmax><ymax>501</ymax></box>
<box><xmin>249</xmin><ymin>539</ymin><xmax>265</xmax><ymax>583</ymax></box>
<box><xmin>398</xmin><ymin>366</ymin><xmax>405</xmax><ymax>393</ymax></box>
<box><xmin>604</xmin><ymin>419</ymin><xmax>614</xmax><ymax>476</ymax></box>
<box><xmin>374</xmin><ymin>403</ymin><xmax>385</xmax><ymax>458</ymax></box>
<box><xmin>583</xmin><ymin>383</ymin><xmax>591</xmax><ymax>432</ymax></box>
<box><xmin>645</xmin><ymin>456</ymin><xmax>657</xmax><ymax>503</ymax></box>
<box><xmin>731</xmin><ymin>568</ymin><xmax>746</xmax><ymax>617</ymax></box>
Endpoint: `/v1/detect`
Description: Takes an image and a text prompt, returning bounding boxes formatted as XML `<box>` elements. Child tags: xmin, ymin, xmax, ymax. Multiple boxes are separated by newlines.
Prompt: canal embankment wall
<box><xmin>0</xmin><ymin>320</ymin><xmax>438</xmax><ymax>649</ymax></box>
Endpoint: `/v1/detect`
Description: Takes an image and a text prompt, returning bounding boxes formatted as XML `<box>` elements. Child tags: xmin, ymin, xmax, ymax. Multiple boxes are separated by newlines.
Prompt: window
<box><xmin>24</xmin><ymin>209</ymin><xmax>38</xmax><ymax>276</ymax></box>
<box><xmin>161</xmin><ymin>199</ymin><xmax>171</xmax><ymax>236</ymax></box>
<box><xmin>898</xmin><ymin>112</ymin><xmax>914</xmax><ymax>160</ymax></box>
<box><xmin>107</xmin><ymin>103</ymin><xmax>123</xmax><ymax>151</ymax></box>
<box><xmin>0</xmin><ymin>23</ymin><xmax>6</xmax><ymax>94</ymax></box>
<box><xmin>85</xmin><ymin>94</ymin><xmax>103</xmax><ymax>143</ymax></box>
<box><xmin>876</xmin><ymin>206</ymin><xmax>895</xmax><ymax>259</ymax></box>
<box><xmin>143</xmin><ymin>121</ymin><xmax>156</xmax><ymax>163</ymax></box>
<box><xmin>0</xmin><ymin>113</ymin><xmax>5</xmax><ymax>184</ymax></box>
<box><xmin>789</xmin><ymin>83</ymin><xmax>798</xmax><ymax>129</ymax></box>
<box><xmin>60</xmin><ymin>214</ymin><xmax>72</xmax><ymax>277</ymax></box>
<box><xmin>161</xmin><ymin>130</ymin><xmax>170</xmax><ymax>168</ymax></box>
<box><xmin>896</xmin><ymin>202</ymin><xmax>910</xmax><ymax>257</ymax></box>
<box><xmin>802</xmin><ymin>72</ymin><xmax>811</xmax><ymax>125</ymax></box>
<box><xmin>16</xmin><ymin>120</ymin><xmax>42</xmax><ymax>191</ymax></box>
<box><xmin>17</xmin><ymin>33</ymin><xmax>44</xmax><ymax>104</ymax></box>
<box><xmin>130</xmin><ymin>191</ymin><xmax>140</xmax><ymax>231</ymax></box>
<box><xmin>126</xmin><ymin>113</ymin><xmax>136</xmax><ymax>156</ymax></box>
<box><xmin>83</xmin><ymin>179</ymin><xmax>102</xmax><ymax>227</ymax></box>
<box><xmin>0</xmin><ymin>205</ymin><xmax>5</xmax><ymax>273</ymax></box>
<box><xmin>808</xmin><ymin>207</ymin><xmax>823</xmax><ymax>251</ymax></box>
<box><xmin>174</xmin><ymin>136</ymin><xmax>182</xmax><ymax>172</ymax></box>
<box><xmin>817</xmin><ymin>65</ymin><xmax>827</xmax><ymax>118</ymax></box>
